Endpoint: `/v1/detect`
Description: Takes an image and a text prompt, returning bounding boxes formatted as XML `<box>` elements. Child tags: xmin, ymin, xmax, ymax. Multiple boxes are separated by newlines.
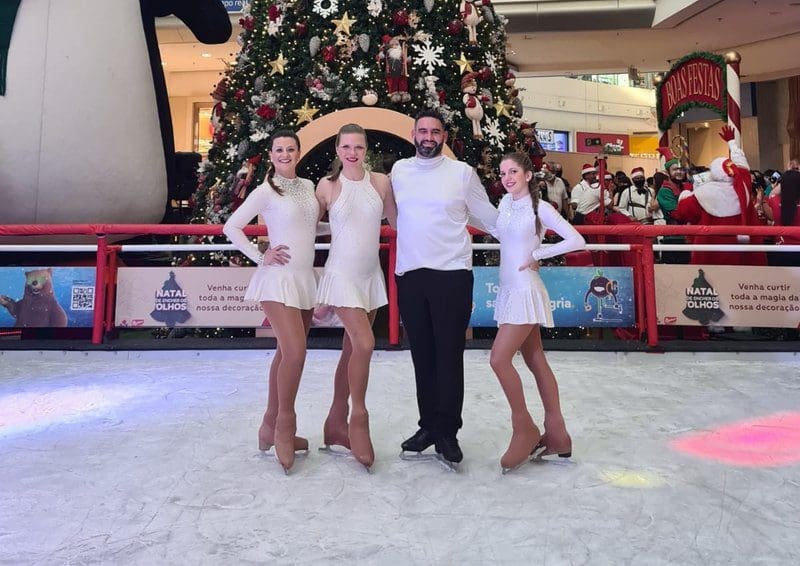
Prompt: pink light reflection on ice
<box><xmin>0</xmin><ymin>386</ymin><xmax>140</xmax><ymax>436</ymax></box>
<box><xmin>671</xmin><ymin>412</ymin><xmax>800</xmax><ymax>467</ymax></box>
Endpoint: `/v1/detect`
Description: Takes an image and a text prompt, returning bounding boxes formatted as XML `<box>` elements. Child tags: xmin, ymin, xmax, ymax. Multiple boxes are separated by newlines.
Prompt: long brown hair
<box><xmin>501</xmin><ymin>151</ymin><xmax>543</xmax><ymax>236</ymax></box>
<box><xmin>265</xmin><ymin>129</ymin><xmax>301</xmax><ymax>195</ymax></box>
<box><xmin>327</xmin><ymin>123</ymin><xmax>368</xmax><ymax>182</ymax></box>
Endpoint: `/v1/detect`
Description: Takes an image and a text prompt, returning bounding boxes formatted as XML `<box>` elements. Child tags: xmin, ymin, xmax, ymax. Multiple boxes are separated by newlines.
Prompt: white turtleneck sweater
<box><xmin>391</xmin><ymin>155</ymin><xmax>498</xmax><ymax>275</ymax></box>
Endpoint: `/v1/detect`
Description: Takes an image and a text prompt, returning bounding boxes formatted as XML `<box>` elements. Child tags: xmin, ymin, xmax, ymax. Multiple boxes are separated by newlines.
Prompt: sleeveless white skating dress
<box><xmin>223</xmin><ymin>175</ymin><xmax>319</xmax><ymax>310</ymax></box>
<box><xmin>316</xmin><ymin>172</ymin><xmax>387</xmax><ymax>311</ymax></box>
<box><xmin>494</xmin><ymin>194</ymin><xmax>585</xmax><ymax>326</ymax></box>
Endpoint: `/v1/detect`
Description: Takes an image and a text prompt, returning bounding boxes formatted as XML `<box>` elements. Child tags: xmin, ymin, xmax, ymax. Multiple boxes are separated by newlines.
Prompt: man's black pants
<box><xmin>396</xmin><ymin>268</ymin><xmax>473</xmax><ymax>438</ymax></box>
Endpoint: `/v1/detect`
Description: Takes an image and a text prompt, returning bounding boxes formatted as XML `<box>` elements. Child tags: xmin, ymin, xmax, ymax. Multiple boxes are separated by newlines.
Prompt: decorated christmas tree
<box><xmin>192</xmin><ymin>0</ymin><xmax>544</xmax><ymax>241</ymax></box>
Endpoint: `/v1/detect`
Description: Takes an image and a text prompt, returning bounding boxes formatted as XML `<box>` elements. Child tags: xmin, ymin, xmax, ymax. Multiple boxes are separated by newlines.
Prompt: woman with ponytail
<box><xmin>223</xmin><ymin>129</ymin><xmax>321</xmax><ymax>473</ymax></box>
<box><xmin>315</xmin><ymin>123</ymin><xmax>396</xmax><ymax>470</ymax></box>
<box><xmin>490</xmin><ymin>151</ymin><xmax>586</xmax><ymax>473</ymax></box>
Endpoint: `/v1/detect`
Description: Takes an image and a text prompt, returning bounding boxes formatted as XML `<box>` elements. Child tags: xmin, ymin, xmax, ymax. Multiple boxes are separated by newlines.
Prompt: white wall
<box><xmin>516</xmin><ymin>76</ymin><xmax>657</xmax><ymax>140</ymax></box>
<box><xmin>165</xmin><ymin>71</ymin><xmax>221</xmax><ymax>152</ymax></box>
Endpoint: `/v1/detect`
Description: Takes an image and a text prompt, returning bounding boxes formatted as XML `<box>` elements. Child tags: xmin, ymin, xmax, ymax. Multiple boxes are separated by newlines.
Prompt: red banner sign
<box><xmin>576</xmin><ymin>132</ymin><xmax>629</xmax><ymax>155</ymax></box>
<box><xmin>657</xmin><ymin>53</ymin><xmax>727</xmax><ymax>132</ymax></box>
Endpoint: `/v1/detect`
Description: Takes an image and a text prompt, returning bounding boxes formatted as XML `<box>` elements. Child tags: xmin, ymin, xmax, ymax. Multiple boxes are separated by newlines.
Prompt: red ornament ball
<box><xmin>322</xmin><ymin>45</ymin><xmax>338</xmax><ymax>62</ymax></box>
<box><xmin>234</xmin><ymin>88</ymin><xmax>245</xmax><ymax>102</ymax></box>
<box><xmin>482</xmin><ymin>0</ymin><xmax>492</xmax><ymax>5</ymax></box>
<box><xmin>479</xmin><ymin>66</ymin><xmax>492</xmax><ymax>82</ymax></box>
<box><xmin>447</xmin><ymin>19</ymin><xmax>464</xmax><ymax>35</ymax></box>
<box><xmin>294</xmin><ymin>21</ymin><xmax>308</xmax><ymax>37</ymax></box>
<box><xmin>392</xmin><ymin>9</ymin><xmax>409</xmax><ymax>26</ymax></box>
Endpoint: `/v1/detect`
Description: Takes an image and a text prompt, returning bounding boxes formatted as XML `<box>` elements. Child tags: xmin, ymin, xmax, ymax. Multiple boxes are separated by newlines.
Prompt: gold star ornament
<box><xmin>453</xmin><ymin>52</ymin><xmax>474</xmax><ymax>74</ymax></box>
<box><xmin>269</xmin><ymin>53</ymin><xmax>288</xmax><ymax>76</ymax></box>
<box><xmin>493</xmin><ymin>100</ymin><xmax>514</xmax><ymax>118</ymax></box>
<box><xmin>293</xmin><ymin>99</ymin><xmax>319</xmax><ymax>124</ymax></box>
<box><xmin>332</xmin><ymin>12</ymin><xmax>356</xmax><ymax>36</ymax></box>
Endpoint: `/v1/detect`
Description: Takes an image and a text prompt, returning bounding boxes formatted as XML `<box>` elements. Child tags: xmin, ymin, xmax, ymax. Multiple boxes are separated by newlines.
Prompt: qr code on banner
<box><xmin>71</xmin><ymin>285</ymin><xmax>95</xmax><ymax>311</ymax></box>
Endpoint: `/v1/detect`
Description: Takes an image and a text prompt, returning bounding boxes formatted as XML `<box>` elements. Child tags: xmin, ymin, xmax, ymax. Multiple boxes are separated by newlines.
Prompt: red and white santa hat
<box><xmin>581</xmin><ymin>163</ymin><xmax>596</xmax><ymax>176</ymax></box>
<box><xmin>631</xmin><ymin>167</ymin><xmax>645</xmax><ymax>179</ymax></box>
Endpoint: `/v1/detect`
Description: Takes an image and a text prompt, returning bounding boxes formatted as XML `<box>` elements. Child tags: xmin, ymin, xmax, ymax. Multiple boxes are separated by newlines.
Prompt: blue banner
<box><xmin>471</xmin><ymin>266</ymin><xmax>635</xmax><ymax>327</ymax></box>
<box><xmin>0</xmin><ymin>267</ymin><xmax>96</xmax><ymax>328</ymax></box>
<box><xmin>221</xmin><ymin>0</ymin><xmax>244</xmax><ymax>12</ymax></box>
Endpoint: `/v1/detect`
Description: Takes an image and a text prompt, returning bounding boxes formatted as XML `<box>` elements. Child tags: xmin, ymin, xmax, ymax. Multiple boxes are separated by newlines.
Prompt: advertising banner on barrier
<box><xmin>0</xmin><ymin>267</ymin><xmax>95</xmax><ymax>328</ymax></box>
<box><xmin>115</xmin><ymin>267</ymin><xmax>343</xmax><ymax>328</ymax></box>
<box><xmin>655</xmin><ymin>265</ymin><xmax>800</xmax><ymax>328</ymax></box>
<box><xmin>470</xmin><ymin>266</ymin><xmax>635</xmax><ymax>327</ymax></box>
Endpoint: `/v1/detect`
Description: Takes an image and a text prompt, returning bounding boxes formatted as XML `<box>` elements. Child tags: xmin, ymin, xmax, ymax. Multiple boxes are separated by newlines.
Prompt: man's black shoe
<box><xmin>435</xmin><ymin>436</ymin><xmax>463</xmax><ymax>463</ymax></box>
<box><xmin>401</xmin><ymin>428</ymin><xmax>435</xmax><ymax>453</ymax></box>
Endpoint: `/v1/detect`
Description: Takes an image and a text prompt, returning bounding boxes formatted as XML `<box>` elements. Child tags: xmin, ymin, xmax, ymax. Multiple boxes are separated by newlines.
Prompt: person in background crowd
<box><xmin>570</xmin><ymin>163</ymin><xmax>599</xmax><ymax>224</ymax></box>
<box><xmin>552</xmin><ymin>162</ymin><xmax>570</xmax><ymax>199</ymax></box>
<box><xmin>656</xmin><ymin>149</ymin><xmax>693</xmax><ymax>224</ymax></box>
<box><xmin>618</xmin><ymin>167</ymin><xmax>662</xmax><ymax>224</ymax></box>
<box><xmin>542</xmin><ymin>162</ymin><xmax>570</xmax><ymax>217</ymax></box>
<box><xmin>766</xmin><ymin>169</ymin><xmax>800</xmax><ymax>266</ymax></box>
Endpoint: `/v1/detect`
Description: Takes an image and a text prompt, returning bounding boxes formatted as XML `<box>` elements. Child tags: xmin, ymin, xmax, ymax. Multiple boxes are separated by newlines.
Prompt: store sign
<box><xmin>471</xmin><ymin>266</ymin><xmax>635</xmax><ymax>327</ymax></box>
<box><xmin>221</xmin><ymin>0</ymin><xmax>245</xmax><ymax>13</ymax></box>
<box><xmin>657</xmin><ymin>52</ymin><xmax>727</xmax><ymax>132</ymax></box>
<box><xmin>576</xmin><ymin>132</ymin><xmax>629</xmax><ymax>155</ymax></box>
<box><xmin>536</xmin><ymin>129</ymin><xmax>569</xmax><ymax>152</ymax></box>
<box><xmin>115</xmin><ymin>267</ymin><xmax>343</xmax><ymax>328</ymax></box>
<box><xmin>655</xmin><ymin>265</ymin><xmax>800</xmax><ymax>327</ymax></box>
<box><xmin>0</xmin><ymin>267</ymin><xmax>95</xmax><ymax>328</ymax></box>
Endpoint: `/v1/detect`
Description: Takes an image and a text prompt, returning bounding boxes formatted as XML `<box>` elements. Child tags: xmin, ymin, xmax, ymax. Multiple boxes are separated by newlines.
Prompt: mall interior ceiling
<box><xmin>157</xmin><ymin>0</ymin><xmax>800</xmax><ymax>83</ymax></box>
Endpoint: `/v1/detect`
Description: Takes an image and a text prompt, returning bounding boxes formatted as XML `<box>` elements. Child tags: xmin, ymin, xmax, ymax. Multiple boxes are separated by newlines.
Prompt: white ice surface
<box><xmin>1</xmin><ymin>349</ymin><xmax>799</xmax><ymax>565</ymax></box>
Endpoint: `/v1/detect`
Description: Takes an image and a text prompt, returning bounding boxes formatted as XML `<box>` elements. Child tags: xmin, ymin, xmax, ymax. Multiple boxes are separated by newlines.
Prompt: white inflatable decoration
<box><xmin>0</xmin><ymin>0</ymin><xmax>230</xmax><ymax>227</ymax></box>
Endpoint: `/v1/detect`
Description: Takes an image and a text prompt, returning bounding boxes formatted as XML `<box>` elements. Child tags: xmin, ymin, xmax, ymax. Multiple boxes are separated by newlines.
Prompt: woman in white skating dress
<box><xmin>223</xmin><ymin>129</ymin><xmax>319</xmax><ymax>473</ymax></box>
<box><xmin>315</xmin><ymin>123</ymin><xmax>396</xmax><ymax>470</ymax></box>
<box><xmin>490</xmin><ymin>151</ymin><xmax>585</xmax><ymax>473</ymax></box>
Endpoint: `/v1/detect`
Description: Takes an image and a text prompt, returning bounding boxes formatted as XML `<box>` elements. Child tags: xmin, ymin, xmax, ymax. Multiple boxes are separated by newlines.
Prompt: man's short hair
<box><xmin>414</xmin><ymin>108</ymin><xmax>445</xmax><ymax>128</ymax></box>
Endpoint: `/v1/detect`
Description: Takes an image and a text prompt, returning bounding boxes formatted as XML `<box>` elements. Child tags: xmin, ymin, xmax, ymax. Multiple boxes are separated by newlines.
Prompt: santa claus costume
<box><xmin>671</xmin><ymin>126</ymin><xmax>766</xmax><ymax>266</ymax></box>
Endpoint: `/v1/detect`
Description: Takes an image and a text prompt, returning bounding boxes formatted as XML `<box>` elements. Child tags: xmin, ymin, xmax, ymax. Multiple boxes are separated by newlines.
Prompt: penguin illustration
<box><xmin>0</xmin><ymin>0</ymin><xmax>230</xmax><ymax>229</ymax></box>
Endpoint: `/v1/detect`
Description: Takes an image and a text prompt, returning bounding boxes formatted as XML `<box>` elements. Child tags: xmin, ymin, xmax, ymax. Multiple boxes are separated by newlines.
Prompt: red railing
<box><xmin>2</xmin><ymin>223</ymin><xmax>799</xmax><ymax>348</ymax></box>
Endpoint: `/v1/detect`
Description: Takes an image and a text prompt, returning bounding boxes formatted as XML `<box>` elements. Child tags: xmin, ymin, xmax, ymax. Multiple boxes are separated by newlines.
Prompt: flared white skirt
<box><xmin>244</xmin><ymin>265</ymin><xmax>317</xmax><ymax>310</ymax></box>
<box><xmin>316</xmin><ymin>267</ymin><xmax>387</xmax><ymax>311</ymax></box>
<box><xmin>493</xmin><ymin>277</ymin><xmax>554</xmax><ymax>327</ymax></box>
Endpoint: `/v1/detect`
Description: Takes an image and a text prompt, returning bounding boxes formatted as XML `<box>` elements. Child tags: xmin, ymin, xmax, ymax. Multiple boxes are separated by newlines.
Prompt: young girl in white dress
<box><xmin>223</xmin><ymin>130</ymin><xmax>319</xmax><ymax>473</ymax></box>
<box><xmin>491</xmin><ymin>151</ymin><xmax>586</xmax><ymax>473</ymax></box>
<box><xmin>315</xmin><ymin>124</ymin><xmax>396</xmax><ymax>470</ymax></box>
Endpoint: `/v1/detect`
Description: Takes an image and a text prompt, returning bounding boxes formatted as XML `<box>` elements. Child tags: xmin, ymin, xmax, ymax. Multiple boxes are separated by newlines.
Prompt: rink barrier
<box><xmin>1</xmin><ymin>223</ymin><xmax>799</xmax><ymax>348</ymax></box>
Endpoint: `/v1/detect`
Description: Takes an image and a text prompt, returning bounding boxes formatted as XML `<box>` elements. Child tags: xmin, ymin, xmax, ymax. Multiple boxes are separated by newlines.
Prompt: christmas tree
<box><xmin>192</xmin><ymin>0</ymin><xmax>542</xmax><ymax>240</ymax></box>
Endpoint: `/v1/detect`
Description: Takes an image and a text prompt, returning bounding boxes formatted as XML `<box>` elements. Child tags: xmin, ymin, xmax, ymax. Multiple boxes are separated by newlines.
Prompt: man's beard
<box><xmin>633</xmin><ymin>180</ymin><xmax>646</xmax><ymax>192</ymax></box>
<box><xmin>415</xmin><ymin>138</ymin><xmax>444</xmax><ymax>158</ymax></box>
<box><xmin>670</xmin><ymin>172</ymin><xmax>685</xmax><ymax>184</ymax></box>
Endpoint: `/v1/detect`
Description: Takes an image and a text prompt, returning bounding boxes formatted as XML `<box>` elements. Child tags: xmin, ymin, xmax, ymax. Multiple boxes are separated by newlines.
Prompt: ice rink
<box><xmin>1</xmin><ymin>348</ymin><xmax>799</xmax><ymax>565</ymax></box>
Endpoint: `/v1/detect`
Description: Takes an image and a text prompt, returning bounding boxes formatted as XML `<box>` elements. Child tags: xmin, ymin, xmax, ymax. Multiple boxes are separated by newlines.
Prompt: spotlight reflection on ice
<box><xmin>0</xmin><ymin>386</ymin><xmax>141</xmax><ymax>436</ymax></box>
<box><xmin>671</xmin><ymin>412</ymin><xmax>800</xmax><ymax>467</ymax></box>
<box><xmin>601</xmin><ymin>469</ymin><xmax>664</xmax><ymax>488</ymax></box>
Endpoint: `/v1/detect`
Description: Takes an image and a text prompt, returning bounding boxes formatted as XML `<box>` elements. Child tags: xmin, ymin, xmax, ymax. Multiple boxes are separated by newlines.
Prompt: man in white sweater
<box><xmin>392</xmin><ymin>109</ymin><xmax>498</xmax><ymax>467</ymax></box>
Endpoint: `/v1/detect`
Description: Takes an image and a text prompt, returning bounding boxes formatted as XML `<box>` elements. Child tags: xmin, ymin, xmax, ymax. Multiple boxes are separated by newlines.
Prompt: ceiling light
<box><xmin>200</xmin><ymin>52</ymin><xmax>212</xmax><ymax>58</ymax></box>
